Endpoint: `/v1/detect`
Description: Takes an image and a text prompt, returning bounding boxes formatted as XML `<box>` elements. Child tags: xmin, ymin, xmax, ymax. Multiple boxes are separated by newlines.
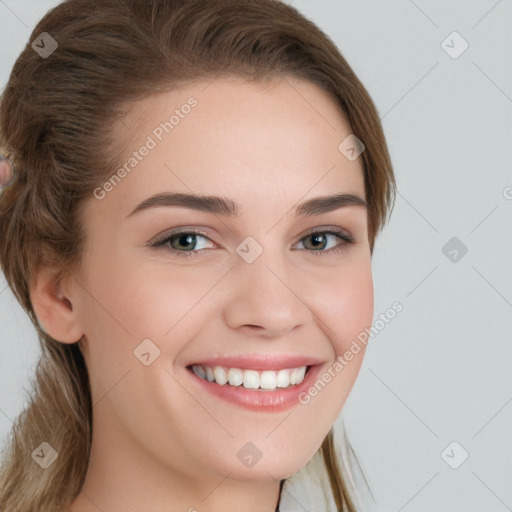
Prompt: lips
<box><xmin>186</xmin><ymin>360</ymin><xmax>325</xmax><ymax>411</ymax></box>
<box><xmin>186</xmin><ymin>353</ymin><xmax>324</xmax><ymax>371</ymax></box>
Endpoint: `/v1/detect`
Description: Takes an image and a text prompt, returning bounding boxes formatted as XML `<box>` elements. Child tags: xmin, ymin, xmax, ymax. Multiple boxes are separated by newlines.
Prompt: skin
<box><xmin>0</xmin><ymin>158</ymin><xmax>13</xmax><ymax>189</ymax></box>
<box><xmin>30</xmin><ymin>76</ymin><xmax>374</xmax><ymax>512</ymax></box>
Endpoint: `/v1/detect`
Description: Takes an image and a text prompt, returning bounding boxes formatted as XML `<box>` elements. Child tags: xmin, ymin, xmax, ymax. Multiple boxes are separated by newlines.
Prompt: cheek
<box><xmin>339</xmin><ymin>266</ymin><xmax>374</xmax><ymax>350</ymax></box>
<box><xmin>290</xmin><ymin>259</ymin><xmax>373</xmax><ymax>443</ymax></box>
<box><xmin>314</xmin><ymin>255</ymin><xmax>374</xmax><ymax>355</ymax></box>
<box><xmin>78</xmin><ymin>249</ymin><xmax>177</xmax><ymax>342</ymax></box>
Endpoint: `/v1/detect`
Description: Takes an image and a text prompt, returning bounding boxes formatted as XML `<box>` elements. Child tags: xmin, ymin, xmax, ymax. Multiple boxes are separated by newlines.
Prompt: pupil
<box><xmin>177</xmin><ymin>234</ymin><xmax>195</xmax><ymax>250</ymax></box>
<box><xmin>310</xmin><ymin>234</ymin><xmax>325</xmax><ymax>249</ymax></box>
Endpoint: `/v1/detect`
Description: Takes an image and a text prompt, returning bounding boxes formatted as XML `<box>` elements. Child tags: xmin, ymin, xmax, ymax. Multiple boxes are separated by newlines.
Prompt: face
<box><xmin>70</xmin><ymin>76</ymin><xmax>373</xmax><ymax>487</ymax></box>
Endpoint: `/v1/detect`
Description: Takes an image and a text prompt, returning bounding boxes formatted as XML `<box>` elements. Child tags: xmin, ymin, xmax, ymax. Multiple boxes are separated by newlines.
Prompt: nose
<box><xmin>221</xmin><ymin>247</ymin><xmax>310</xmax><ymax>338</ymax></box>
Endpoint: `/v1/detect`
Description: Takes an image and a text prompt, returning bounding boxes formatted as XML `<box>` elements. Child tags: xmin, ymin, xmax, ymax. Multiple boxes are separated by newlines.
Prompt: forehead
<box><xmin>93</xmin><ymin>76</ymin><xmax>365</xmax><ymax>220</ymax></box>
<box><xmin>116</xmin><ymin>75</ymin><xmax>349</xmax><ymax>135</ymax></box>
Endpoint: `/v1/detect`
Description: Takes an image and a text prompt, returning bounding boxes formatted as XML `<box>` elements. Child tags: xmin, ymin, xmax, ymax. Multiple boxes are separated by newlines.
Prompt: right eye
<box><xmin>150</xmin><ymin>230</ymin><xmax>217</xmax><ymax>258</ymax></box>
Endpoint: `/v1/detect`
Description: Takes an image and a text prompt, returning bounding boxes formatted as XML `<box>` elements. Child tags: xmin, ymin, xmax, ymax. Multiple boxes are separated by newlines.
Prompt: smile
<box><xmin>186</xmin><ymin>362</ymin><xmax>322</xmax><ymax>412</ymax></box>
<box><xmin>190</xmin><ymin>364</ymin><xmax>309</xmax><ymax>390</ymax></box>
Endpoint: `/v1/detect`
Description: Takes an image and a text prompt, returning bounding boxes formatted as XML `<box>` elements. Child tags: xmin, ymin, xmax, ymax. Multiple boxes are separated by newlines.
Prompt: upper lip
<box><xmin>187</xmin><ymin>354</ymin><xmax>324</xmax><ymax>371</ymax></box>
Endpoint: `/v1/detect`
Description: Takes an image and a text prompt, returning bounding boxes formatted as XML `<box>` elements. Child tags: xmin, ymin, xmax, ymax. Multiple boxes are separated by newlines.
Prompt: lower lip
<box><xmin>186</xmin><ymin>364</ymin><xmax>323</xmax><ymax>412</ymax></box>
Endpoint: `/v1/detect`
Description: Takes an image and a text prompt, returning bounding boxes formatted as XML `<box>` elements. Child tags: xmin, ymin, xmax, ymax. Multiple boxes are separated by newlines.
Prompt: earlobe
<box><xmin>29</xmin><ymin>267</ymin><xmax>84</xmax><ymax>344</ymax></box>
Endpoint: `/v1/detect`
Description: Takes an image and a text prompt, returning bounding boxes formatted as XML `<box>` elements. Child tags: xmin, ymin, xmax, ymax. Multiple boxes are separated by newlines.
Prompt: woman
<box><xmin>0</xmin><ymin>1</ymin><xmax>396</xmax><ymax>510</ymax></box>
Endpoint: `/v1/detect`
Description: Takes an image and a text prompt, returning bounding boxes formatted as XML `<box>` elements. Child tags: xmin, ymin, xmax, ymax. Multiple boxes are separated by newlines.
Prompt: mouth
<box><xmin>186</xmin><ymin>363</ymin><xmax>312</xmax><ymax>391</ymax></box>
<box><xmin>185</xmin><ymin>362</ymin><xmax>322</xmax><ymax>412</ymax></box>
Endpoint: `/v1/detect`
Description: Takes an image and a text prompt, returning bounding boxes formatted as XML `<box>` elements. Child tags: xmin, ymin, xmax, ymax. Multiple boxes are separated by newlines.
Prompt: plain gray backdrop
<box><xmin>0</xmin><ymin>1</ymin><xmax>511</xmax><ymax>511</ymax></box>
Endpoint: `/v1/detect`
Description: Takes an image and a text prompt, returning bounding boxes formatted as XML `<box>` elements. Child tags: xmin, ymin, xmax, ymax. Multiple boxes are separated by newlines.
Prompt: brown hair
<box><xmin>0</xmin><ymin>0</ymin><xmax>396</xmax><ymax>510</ymax></box>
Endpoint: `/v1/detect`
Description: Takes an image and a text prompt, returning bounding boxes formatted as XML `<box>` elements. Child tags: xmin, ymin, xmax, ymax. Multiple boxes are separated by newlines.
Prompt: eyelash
<box><xmin>149</xmin><ymin>227</ymin><xmax>354</xmax><ymax>259</ymax></box>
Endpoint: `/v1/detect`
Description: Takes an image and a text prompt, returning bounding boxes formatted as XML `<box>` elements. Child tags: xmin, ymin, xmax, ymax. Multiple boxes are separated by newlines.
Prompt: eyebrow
<box><xmin>126</xmin><ymin>191</ymin><xmax>367</xmax><ymax>219</ymax></box>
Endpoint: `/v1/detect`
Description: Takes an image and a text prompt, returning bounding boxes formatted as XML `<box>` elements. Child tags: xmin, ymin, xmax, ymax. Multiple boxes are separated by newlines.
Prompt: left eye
<box><xmin>150</xmin><ymin>229</ymin><xmax>354</xmax><ymax>258</ymax></box>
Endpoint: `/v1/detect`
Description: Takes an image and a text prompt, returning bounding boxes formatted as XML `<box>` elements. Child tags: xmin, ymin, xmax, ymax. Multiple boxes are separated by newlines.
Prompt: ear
<box><xmin>29</xmin><ymin>267</ymin><xmax>84</xmax><ymax>344</ymax></box>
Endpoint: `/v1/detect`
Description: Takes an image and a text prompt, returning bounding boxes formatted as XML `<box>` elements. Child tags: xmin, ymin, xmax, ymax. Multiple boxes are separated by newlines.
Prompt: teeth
<box><xmin>227</xmin><ymin>367</ymin><xmax>243</xmax><ymax>386</ymax></box>
<box><xmin>243</xmin><ymin>369</ymin><xmax>259</xmax><ymax>389</ymax></box>
<box><xmin>213</xmin><ymin>366</ymin><xmax>228</xmax><ymax>385</ymax></box>
<box><xmin>290</xmin><ymin>366</ymin><xmax>306</xmax><ymax>385</ymax></box>
<box><xmin>260</xmin><ymin>371</ymin><xmax>277</xmax><ymax>390</ymax></box>
<box><xmin>193</xmin><ymin>365</ymin><xmax>206</xmax><ymax>380</ymax></box>
<box><xmin>276</xmin><ymin>369</ymin><xmax>290</xmax><ymax>388</ymax></box>
<box><xmin>191</xmin><ymin>364</ymin><xmax>308</xmax><ymax>390</ymax></box>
